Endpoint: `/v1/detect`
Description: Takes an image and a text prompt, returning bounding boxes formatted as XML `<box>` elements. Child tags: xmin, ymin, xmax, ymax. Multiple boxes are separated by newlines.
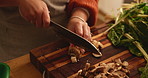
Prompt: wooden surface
<box><xmin>5</xmin><ymin>54</ymin><xmax>42</xmax><ymax>78</ymax></box>
<box><xmin>30</xmin><ymin>23</ymin><xmax>146</xmax><ymax>78</ymax></box>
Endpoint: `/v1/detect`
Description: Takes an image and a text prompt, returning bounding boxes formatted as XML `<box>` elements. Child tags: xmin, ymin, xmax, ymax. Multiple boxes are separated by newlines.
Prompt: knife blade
<box><xmin>50</xmin><ymin>20</ymin><xmax>102</xmax><ymax>55</ymax></box>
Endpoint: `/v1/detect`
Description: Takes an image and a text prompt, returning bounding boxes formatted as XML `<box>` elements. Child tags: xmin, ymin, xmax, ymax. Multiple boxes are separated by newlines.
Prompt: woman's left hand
<box><xmin>67</xmin><ymin>17</ymin><xmax>92</xmax><ymax>41</ymax></box>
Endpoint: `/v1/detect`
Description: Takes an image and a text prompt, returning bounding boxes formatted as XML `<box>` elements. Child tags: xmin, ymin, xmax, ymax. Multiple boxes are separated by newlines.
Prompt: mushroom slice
<box><xmin>85</xmin><ymin>63</ymin><xmax>91</xmax><ymax>70</ymax></box>
<box><xmin>92</xmin><ymin>53</ymin><xmax>102</xmax><ymax>57</ymax></box>
<box><xmin>77</xmin><ymin>69</ymin><xmax>83</xmax><ymax>76</ymax></box>
<box><xmin>94</xmin><ymin>74</ymin><xmax>101</xmax><ymax>78</ymax></box>
<box><xmin>91</xmin><ymin>40</ymin><xmax>104</xmax><ymax>48</ymax></box>
<box><xmin>75</xmin><ymin>58</ymin><xmax>130</xmax><ymax>78</ymax></box>
<box><xmin>114</xmin><ymin>58</ymin><xmax>122</xmax><ymax>65</ymax></box>
<box><xmin>71</xmin><ymin>56</ymin><xmax>77</xmax><ymax>63</ymax></box>
<box><xmin>122</xmin><ymin>61</ymin><xmax>129</xmax><ymax>67</ymax></box>
<box><xmin>91</xmin><ymin>40</ymin><xmax>99</xmax><ymax>48</ymax></box>
<box><xmin>98</xmin><ymin>41</ymin><xmax>104</xmax><ymax>48</ymax></box>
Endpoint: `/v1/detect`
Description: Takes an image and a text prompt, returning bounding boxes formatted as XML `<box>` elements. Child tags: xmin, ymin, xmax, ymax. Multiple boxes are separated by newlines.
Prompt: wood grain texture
<box><xmin>5</xmin><ymin>54</ymin><xmax>42</xmax><ymax>78</ymax></box>
<box><xmin>30</xmin><ymin>23</ymin><xmax>146</xmax><ymax>78</ymax></box>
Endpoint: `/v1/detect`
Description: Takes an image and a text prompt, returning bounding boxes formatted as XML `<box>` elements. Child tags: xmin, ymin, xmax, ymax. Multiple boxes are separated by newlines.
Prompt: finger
<box><xmin>75</xmin><ymin>23</ymin><xmax>83</xmax><ymax>36</ymax></box>
<box><xmin>20</xmin><ymin>12</ymin><xmax>31</xmax><ymax>22</ymax></box>
<box><xmin>19</xmin><ymin>8</ymin><xmax>35</xmax><ymax>24</ymax></box>
<box><xmin>80</xmin><ymin>48</ymin><xmax>85</xmax><ymax>54</ymax></box>
<box><xmin>67</xmin><ymin>26</ymin><xmax>75</xmax><ymax>32</ymax></box>
<box><xmin>42</xmin><ymin>7</ymin><xmax>50</xmax><ymax>28</ymax></box>
<box><xmin>30</xmin><ymin>13</ymin><xmax>37</xmax><ymax>25</ymax></box>
<box><xmin>23</xmin><ymin>15</ymin><xmax>36</xmax><ymax>25</ymax></box>
<box><xmin>36</xmin><ymin>12</ymin><xmax>43</xmax><ymax>27</ymax></box>
<box><xmin>28</xmin><ymin>15</ymin><xmax>36</xmax><ymax>25</ymax></box>
<box><xmin>87</xmin><ymin>25</ymin><xmax>92</xmax><ymax>41</ymax></box>
<box><xmin>19</xmin><ymin>7</ymin><xmax>28</xmax><ymax>21</ymax></box>
<box><xmin>83</xmin><ymin>23</ymin><xmax>91</xmax><ymax>41</ymax></box>
<box><xmin>67</xmin><ymin>22</ymin><xmax>76</xmax><ymax>32</ymax></box>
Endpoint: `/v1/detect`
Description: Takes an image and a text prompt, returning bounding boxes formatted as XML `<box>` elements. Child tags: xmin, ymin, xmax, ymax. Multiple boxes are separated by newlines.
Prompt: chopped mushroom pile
<box><xmin>76</xmin><ymin>58</ymin><xmax>130</xmax><ymax>78</ymax></box>
<box><xmin>68</xmin><ymin>40</ymin><xmax>103</xmax><ymax>63</ymax></box>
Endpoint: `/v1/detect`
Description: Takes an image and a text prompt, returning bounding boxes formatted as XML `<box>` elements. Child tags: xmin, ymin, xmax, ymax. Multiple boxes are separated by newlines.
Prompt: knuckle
<box><xmin>44</xmin><ymin>19</ymin><xmax>49</xmax><ymax>23</ymax></box>
<box><xmin>35</xmin><ymin>10</ymin><xmax>42</xmax><ymax>15</ymax></box>
<box><xmin>77</xmin><ymin>30</ymin><xmax>83</xmax><ymax>36</ymax></box>
<box><xmin>75</xmin><ymin>21</ymin><xmax>83</xmax><ymax>26</ymax></box>
<box><xmin>87</xmin><ymin>26</ymin><xmax>90</xmax><ymax>30</ymax></box>
<box><xmin>78</xmin><ymin>32</ymin><xmax>83</xmax><ymax>36</ymax></box>
<box><xmin>84</xmin><ymin>33</ymin><xmax>90</xmax><ymax>38</ymax></box>
<box><xmin>76</xmin><ymin>21</ymin><xmax>81</xmax><ymax>24</ymax></box>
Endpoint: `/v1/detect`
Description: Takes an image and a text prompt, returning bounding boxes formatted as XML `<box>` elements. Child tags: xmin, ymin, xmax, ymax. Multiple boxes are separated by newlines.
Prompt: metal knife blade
<box><xmin>50</xmin><ymin>20</ymin><xmax>102</xmax><ymax>55</ymax></box>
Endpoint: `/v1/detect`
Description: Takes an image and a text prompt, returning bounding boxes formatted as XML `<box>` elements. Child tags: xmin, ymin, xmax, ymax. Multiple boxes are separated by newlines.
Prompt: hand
<box><xmin>18</xmin><ymin>0</ymin><xmax>50</xmax><ymax>28</ymax></box>
<box><xmin>67</xmin><ymin>17</ymin><xmax>92</xmax><ymax>41</ymax></box>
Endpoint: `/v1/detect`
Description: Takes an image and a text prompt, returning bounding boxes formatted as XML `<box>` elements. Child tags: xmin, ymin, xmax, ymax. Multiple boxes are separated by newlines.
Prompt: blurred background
<box><xmin>96</xmin><ymin>0</ymin><xmax>136</xmax><ymax>25</ymax></box>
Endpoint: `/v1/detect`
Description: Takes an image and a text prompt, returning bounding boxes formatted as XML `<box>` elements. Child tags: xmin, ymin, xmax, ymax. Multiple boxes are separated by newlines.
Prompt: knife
<box><xmin>50</xmin><ymin>20</ymin><xmax>102</xmax><ymax>55</ymax></box>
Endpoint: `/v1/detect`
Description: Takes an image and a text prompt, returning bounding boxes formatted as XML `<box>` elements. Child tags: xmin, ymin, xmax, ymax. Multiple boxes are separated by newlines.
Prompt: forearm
<box><xmin>0</xmin><ymin>0</ymin><xmax>20</xmax><ymax>7</ymax></box>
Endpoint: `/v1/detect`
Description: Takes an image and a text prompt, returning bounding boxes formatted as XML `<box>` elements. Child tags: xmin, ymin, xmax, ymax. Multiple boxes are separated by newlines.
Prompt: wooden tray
<box><xmin>30</xmin><ymin>23</ymin><xmax>146</xmax><ymax>78</ymax></box>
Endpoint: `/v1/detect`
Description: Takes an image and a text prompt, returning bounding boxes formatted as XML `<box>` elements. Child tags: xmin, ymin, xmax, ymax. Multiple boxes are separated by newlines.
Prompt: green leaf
<box><xmin>128</xmin><ymin>43</ymin><xmax>143</xmax><ymax>56</ymax></box>
<box><xmin>119</xmin><ymin>39</ymin><xmax>134</xmax><ymax>46</ymax></box>
<box><xmin>140</xmin><ymin>63</ymin><xmax>148</xmax><ymax>78</ymax></box>
<box><xmin>108</xmin><ymin>29</ymin><xmax>120</xmax><ymax>46</ymax></box>
<box><xmin>107</xmin><ymin>24</ymin><xmax>125</xmax><ymax>46</ymax></box>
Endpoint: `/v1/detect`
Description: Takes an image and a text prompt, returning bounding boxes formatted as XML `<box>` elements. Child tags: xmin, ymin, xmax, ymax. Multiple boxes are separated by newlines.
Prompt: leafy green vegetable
<box><xmin>106</xmin><ymin>3</ymin><xmax>148</xmax><ymax>78</ymax></box>
<box><xmin>107</xmin><ymin>24</ymin><xmax>125</xmax><ymax>46</ymax></box>
<box><xmin>139</xmin><ymin>63</ymin><xmax>148</xmax><ymax>78</ymax></box>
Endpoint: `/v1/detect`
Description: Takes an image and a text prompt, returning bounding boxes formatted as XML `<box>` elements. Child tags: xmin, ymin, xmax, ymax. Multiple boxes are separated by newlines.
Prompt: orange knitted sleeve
<box><xmin>67</xmin><ymin>0</ymin><xmax>98</xmax><ymax>26</ymax></box>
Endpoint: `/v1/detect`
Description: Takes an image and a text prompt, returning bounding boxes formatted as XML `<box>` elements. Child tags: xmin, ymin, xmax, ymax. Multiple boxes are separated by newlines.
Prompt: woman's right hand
<box><xmin>18</xmin><ymin>0</ymin><xmax>50</xmax><ymax>28</ymax></box>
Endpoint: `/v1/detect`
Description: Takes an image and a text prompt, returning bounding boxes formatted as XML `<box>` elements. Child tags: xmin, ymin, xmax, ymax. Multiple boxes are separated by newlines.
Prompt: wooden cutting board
<box><xmin>30</xmin><ymin>23</ymin><xmax>146</xmax><ymax>78</ymax></box>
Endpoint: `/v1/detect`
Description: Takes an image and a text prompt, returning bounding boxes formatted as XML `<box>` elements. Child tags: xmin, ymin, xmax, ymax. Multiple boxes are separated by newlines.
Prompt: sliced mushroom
<box><xmin>81</xmin><ymin>68</ymin><xmax>87</xmax><ymax>77</ymax></box>
<box><xmin>112</xmin><ymin>72</ymin><xmax>120</xmax><ymax>78</ymax></box>
<box><xmin>114</xmin><ymin>58</ymin><xmax>122</xmax><ymax>65</ymax></box>
<box><xmin>121</xmin><ymin>68</ymin><xmax>130</xmax><ymax>74</ymax></box>
<box><xmin>75</xmin><ymin>58</ymin><xmax>130</xmax><ymax>78</ymax></box>
<box><xmin>97</xmin><ymin>41</ymin><xmax>104</xmax><ymax>48</ymax></box>
<box><xmin>91</xmin><ymin>40</ymin><xmax>104</xmax><ymax>49</ymax></box>
<box><xmin>71</xmin><ymin>56</ymin><xmax>77</xmax><ymax>63</ymax></box>
<box><xmin>77</xmin><ymin>69</ymin><xmax>83</xmax><ymax>76</ymax></box>
<box><xmin>68</xmin><ymin>40</ymin><xmax>103</xmax><ymax>63</ymax></box>
<box><xmin>94</xmin><ymin>74</ymin><xmax>102</xmax><ymax>78</ymax></box>
<box><xmin>91</xmin><ymin>40</ymin><xmax>100</xmax><ymax>48</ymax></box>
<box><xmin>68</xmin><ymin>45</ymin><xmax>82</xmax><ymax>63</ymax></box>
<box><xmin>90</xmin><ymin>66</ymin><xmax>105</xmax><ymax>73</ymax></box>
<box><xmin>85</xmin><ymin>63</ymin><xmax>91</xmax><ymax>70</ymax></box>
<box><xmin>107</xmin><ymin>63</ymin><xmax>115</xmax><ymax>69</ymax></box>
<box><xmin>122</xmin><ymin>61</ymin><xmax>129</xmax><ymax>67</ymax></box>
<box><xmin>69</xmin><ymin>47</ymin><xmax>81</xmax><ymax>58</ymax></box>
<box><xmin>115</xmin><ymin>71</ymin><xmax>127</xmax><ymax>77</ymax></box>
<box><xmin>92</xmin><ymin>53</ymin><xmax>102</xmax><ymax>58</ymax></box>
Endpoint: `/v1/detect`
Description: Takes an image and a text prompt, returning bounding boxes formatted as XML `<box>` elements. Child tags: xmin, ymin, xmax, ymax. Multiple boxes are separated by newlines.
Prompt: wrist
<box><xmin>70</xmin><ymin>16</ymin><xmax>86</xmax><ymax>23</ymax></box>
<box><xmin>73</xmin><ymin>7</ymin><xmax>90</xmax><ymax>19</ymax></box>
<box><xmin>71</xmin><ymin>8</ymin><xmax>89</xmax><ymax>22</ymax></box>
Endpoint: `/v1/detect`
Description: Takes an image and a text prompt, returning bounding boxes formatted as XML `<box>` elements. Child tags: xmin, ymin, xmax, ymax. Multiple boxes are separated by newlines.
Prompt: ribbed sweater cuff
<box><xmin>67</xmin><ymin>0</ymin><xmax>98</xmax><ymax>26</ymax></box>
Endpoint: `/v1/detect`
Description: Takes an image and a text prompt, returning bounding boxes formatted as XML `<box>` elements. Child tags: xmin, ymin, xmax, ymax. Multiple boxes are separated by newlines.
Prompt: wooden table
<box><xmin>5</xmin><ymin>54</ymin><xmax>42</xmax><ymax>78</ymax></box>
